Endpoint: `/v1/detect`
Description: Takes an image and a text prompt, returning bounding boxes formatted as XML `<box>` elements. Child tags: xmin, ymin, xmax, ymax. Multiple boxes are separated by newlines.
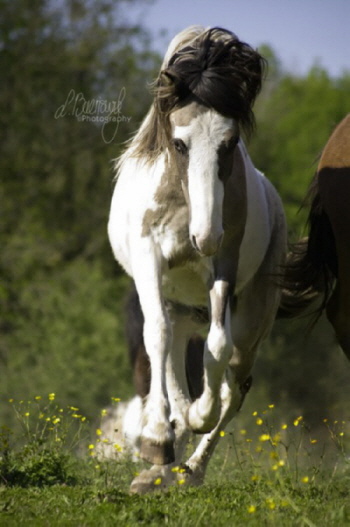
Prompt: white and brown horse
<box><xmin>108</xmin><ymin>26</ymin><xmax>287</xmax><ymax>493</ymax></box>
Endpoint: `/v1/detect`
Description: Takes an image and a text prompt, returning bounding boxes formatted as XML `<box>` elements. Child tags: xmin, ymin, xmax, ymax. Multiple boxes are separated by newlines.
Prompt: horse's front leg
<box><xmin>188</xmin><ymin>279</ymin><xmax>232</xmax><ymax>433</ymax></box>
<box><xmin>131</xmin><ymin>241</ymin><xmax>175</xmax><ymax>465</ymax></box>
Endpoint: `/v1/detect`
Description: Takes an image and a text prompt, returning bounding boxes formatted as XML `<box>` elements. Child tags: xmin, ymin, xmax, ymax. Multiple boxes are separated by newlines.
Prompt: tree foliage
<box><xmin>0</xmin><ymin>0</ymin><xmax>159</xmax><ymax>421</ymax></box>
<box><xmin>1</xmin><ymin>4</ymin><xmax>350</xmax><ymax>434</ymax></box>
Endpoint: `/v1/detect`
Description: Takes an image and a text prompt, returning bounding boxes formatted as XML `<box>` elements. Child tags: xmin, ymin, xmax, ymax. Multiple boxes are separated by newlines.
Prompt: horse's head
<box><xmin>157</xmin><ymin>27</ymin><xmax>265</xmax><ymax>256</ymax></box>
<box><xmin>169</xmin><ymin>102</ymin><xmax>239</xmax><ymax>256</ymax></box>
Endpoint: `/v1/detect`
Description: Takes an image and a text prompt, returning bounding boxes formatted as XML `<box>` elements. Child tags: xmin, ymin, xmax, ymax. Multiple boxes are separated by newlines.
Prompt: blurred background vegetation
<box><xmin>1</xmin><ymin>0</ymin><xmax>350</xmax><ymax>439</ymax></box>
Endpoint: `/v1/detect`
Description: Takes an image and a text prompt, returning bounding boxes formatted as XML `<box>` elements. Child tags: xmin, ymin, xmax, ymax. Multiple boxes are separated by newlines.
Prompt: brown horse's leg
<box><xmin>320</xmin><ymin>169</ymin><xmax>350</xmax><ymax>359</ymax></box>
<box><xmin>326</xmin><ymin>251</ymin><xmax>350</xmax><ymax>359</ymax></box>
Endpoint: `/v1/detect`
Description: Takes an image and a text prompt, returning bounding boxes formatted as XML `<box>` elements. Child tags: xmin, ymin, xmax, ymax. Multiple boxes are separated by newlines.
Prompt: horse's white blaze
<box><xmin>174</xmin><ymin>111</ymin><xmax>234</xmax><ymax>255</ymax></box>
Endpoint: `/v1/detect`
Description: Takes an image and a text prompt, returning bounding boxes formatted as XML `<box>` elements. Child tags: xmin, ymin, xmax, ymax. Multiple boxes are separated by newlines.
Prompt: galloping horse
<box><xmin>108</xmin><ymin>26</ymin><xmax>286</xmax><ymax>493</ymax></box>
<box><xmin>280</xmin><ymin>114</ymin><xmax>350</xmax><ymax>357</ymax></box>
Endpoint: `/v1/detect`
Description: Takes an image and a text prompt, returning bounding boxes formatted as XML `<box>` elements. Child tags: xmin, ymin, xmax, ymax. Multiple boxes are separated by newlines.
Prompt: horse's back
<box><xmin>318</xmin><ymin>114</ymin><xmax>350</xmax><ymax>222</ymax></box>
<box><xmin>318</xmin><ymin>114</ymin><xmax>350</xmax><ymax>170</ymax></box>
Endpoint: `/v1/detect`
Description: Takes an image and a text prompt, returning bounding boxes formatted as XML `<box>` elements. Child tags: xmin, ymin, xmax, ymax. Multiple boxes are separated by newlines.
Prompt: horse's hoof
<box><xmin>129</xmin><ymin>467</ymin><xmax>174</xmax><ymax>494</ymax></box>
<box><xmin>140</xmin><ymin>438</ymin><xmax>175</xmax><ymax>465</ymax></box>
<box><xmin>130</xmin><ymin>473</ymin><xmax>165</xmax><ymax>494</ymax></box>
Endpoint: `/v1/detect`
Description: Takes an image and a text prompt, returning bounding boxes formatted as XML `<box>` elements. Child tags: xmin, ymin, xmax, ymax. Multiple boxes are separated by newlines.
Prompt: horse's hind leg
<box><xmin>320</xmin><ymin>171</ymin><xmax>350</xmax><ymax>359</ymax></box>
<box><xmin>326</xmin><ymin>248</ymin><xmax>350</xmax><ymax>358</ymax></box>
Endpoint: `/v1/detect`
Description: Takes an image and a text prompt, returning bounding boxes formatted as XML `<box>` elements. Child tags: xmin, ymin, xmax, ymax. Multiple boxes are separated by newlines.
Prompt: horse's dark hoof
<box><xmin>140</xmin><ymin>438</ymin><xmax>175</xmax><ymax>465</ymax></box>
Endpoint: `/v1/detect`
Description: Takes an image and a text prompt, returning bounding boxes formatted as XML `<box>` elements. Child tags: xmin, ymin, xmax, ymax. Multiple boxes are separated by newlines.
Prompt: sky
<box><xmin>128</xmin><ymin>0</ymin><xmax>350</xmax><ymax>77</ymax></box>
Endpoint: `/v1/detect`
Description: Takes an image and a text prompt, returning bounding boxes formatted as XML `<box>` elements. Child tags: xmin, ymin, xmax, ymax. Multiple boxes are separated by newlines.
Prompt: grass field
<box><xmin>1</xmin><ymin>396</ymin><xmax>350</xmax><ymax>526</ymax></box>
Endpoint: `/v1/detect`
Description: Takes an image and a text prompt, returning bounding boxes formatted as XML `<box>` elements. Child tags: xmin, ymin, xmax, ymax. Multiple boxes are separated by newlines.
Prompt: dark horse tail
<box><xmin>277</xmin><ymin>176</ymin><xmax>337</xmax><ymax>322</ymax></box>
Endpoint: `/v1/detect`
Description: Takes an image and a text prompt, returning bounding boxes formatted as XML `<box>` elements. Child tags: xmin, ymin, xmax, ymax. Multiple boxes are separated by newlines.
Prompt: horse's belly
<box><xmin>162</xmin><ymin>261</ymin><xmax>212</xmax><ymax>307</ymax></box>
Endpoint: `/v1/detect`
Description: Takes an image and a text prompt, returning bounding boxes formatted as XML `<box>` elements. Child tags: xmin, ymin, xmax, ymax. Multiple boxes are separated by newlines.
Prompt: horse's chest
<box><xmin>162</xmin><ymin>260</ymin><xmax>212</xmax><ymax>307</ymax></box>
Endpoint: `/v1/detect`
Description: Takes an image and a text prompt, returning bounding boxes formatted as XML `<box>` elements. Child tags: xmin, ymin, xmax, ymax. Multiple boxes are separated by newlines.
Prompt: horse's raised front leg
<box><xmin>181</xmin><ymin>364</ymin><xmax>252</xmax><ymax>486</ymax></box>
<box><xmin>131</xmin><ymin>240</ymin><xmax>175</xmax><ymax>465</ymax></box>
<box><xmin>188</xmin><ymin>279</ymin><xmax>232</xmax><ymax>433</ymax></box>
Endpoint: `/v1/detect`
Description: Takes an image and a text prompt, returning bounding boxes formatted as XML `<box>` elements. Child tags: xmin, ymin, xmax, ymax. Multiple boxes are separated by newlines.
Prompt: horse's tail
<box><xmin>277</xmin><ymin>179</ymin><xmax>337</xmax><ymax>321</ymax></box>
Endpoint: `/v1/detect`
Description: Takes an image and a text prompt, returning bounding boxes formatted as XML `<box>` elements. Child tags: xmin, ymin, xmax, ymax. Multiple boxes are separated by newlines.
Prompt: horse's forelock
<box><xmin>156</xmin><ymin>27</ymin><xmax>266</xmax><ymax>135</ymax></box>
<box><xmin>122</xmin><ymin>27</ymin><xmax>265</xmax><ymax>166</ymax></box>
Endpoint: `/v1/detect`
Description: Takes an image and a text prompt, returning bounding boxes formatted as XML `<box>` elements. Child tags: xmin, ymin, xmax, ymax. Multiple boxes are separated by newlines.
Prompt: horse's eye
<box><xmin>228</xmin><ymin>136</ymin><xmax>239</xmax><ymax>150</ymax></box>
<box><xmin>173</xmin><ymin>138</ymin><xmax>188</xmax><ymax>155</ymax></box>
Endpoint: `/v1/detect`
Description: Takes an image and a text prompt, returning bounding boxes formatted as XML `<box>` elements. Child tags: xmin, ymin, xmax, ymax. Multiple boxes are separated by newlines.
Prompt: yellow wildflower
<box><xmin>96</xmin><ymin>428</ymin><xmax>102</xmax><ymax>436</ymax></box>
<box><xmin>154</xmin><ymin>478</ymin><xmax>162</xmax><ymax>485</ymax></box>
<box><xmin>247</xmin><ymin>505</ymin><xmax>256</xmax><ymax>513</ymax></box>
<box><xmin>259</xmin><ymin>434</ymin><xmax>271</xmax><ymax>442</ymax></box>
<box><xmin>266</xmin><ymin>498</ymin><xmax>276</xmax><ymax>510</ymax></box>
<box><xmin>301</xmin><ymin>476</ymin><xmax>309</xmax><ymax>484</ymax></box>
<box><xmin>219</xmin><ymin>430</ymin><xmax>225</xmax><ymax>437</ymax></box>
<box><xmin>48</xmin><ymin>393</ymin><xmax>55</xmax><ymax>401</ymax></box>
<box><xmin>256</xmin><ymin>418</ymin><xmax>263</xmax><ymax>426</ymax></box>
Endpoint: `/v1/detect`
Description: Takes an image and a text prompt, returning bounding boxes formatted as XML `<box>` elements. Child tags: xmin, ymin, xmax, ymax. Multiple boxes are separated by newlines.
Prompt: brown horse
<box><xmin>279</xmin><ymin>114</ymin><xmax>350</xmax><ymax>358</ymax></box>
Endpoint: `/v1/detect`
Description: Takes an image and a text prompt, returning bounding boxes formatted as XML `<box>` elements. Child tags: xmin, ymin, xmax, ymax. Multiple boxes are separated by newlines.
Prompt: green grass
<box><xmin>1</xmin><ymin>396</ymin><xmax>350</xmax><ymax>526</ymax></box>
<box><xmin>1</xmin><ymin>470</ymin><xmax>350</xmax><ymax>526</ymax></box>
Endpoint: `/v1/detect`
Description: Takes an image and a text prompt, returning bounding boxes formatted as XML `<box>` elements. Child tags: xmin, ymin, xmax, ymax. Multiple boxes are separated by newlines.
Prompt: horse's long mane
<box><xmin>119</xmin><ymin>26</ymin><xmax>266</xmax><ymax>166</ymax></box>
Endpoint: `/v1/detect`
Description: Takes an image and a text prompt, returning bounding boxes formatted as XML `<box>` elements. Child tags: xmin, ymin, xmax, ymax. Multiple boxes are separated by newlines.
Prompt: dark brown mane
<box><xmin>126</xmin><ymin>27</ymin><xmax>266</xmax><ymax>164</ymax></box>
<box><xmin>157</xmin><ymin>28</ymin><xmax>266</xmax><ymax>133</ymax></box>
